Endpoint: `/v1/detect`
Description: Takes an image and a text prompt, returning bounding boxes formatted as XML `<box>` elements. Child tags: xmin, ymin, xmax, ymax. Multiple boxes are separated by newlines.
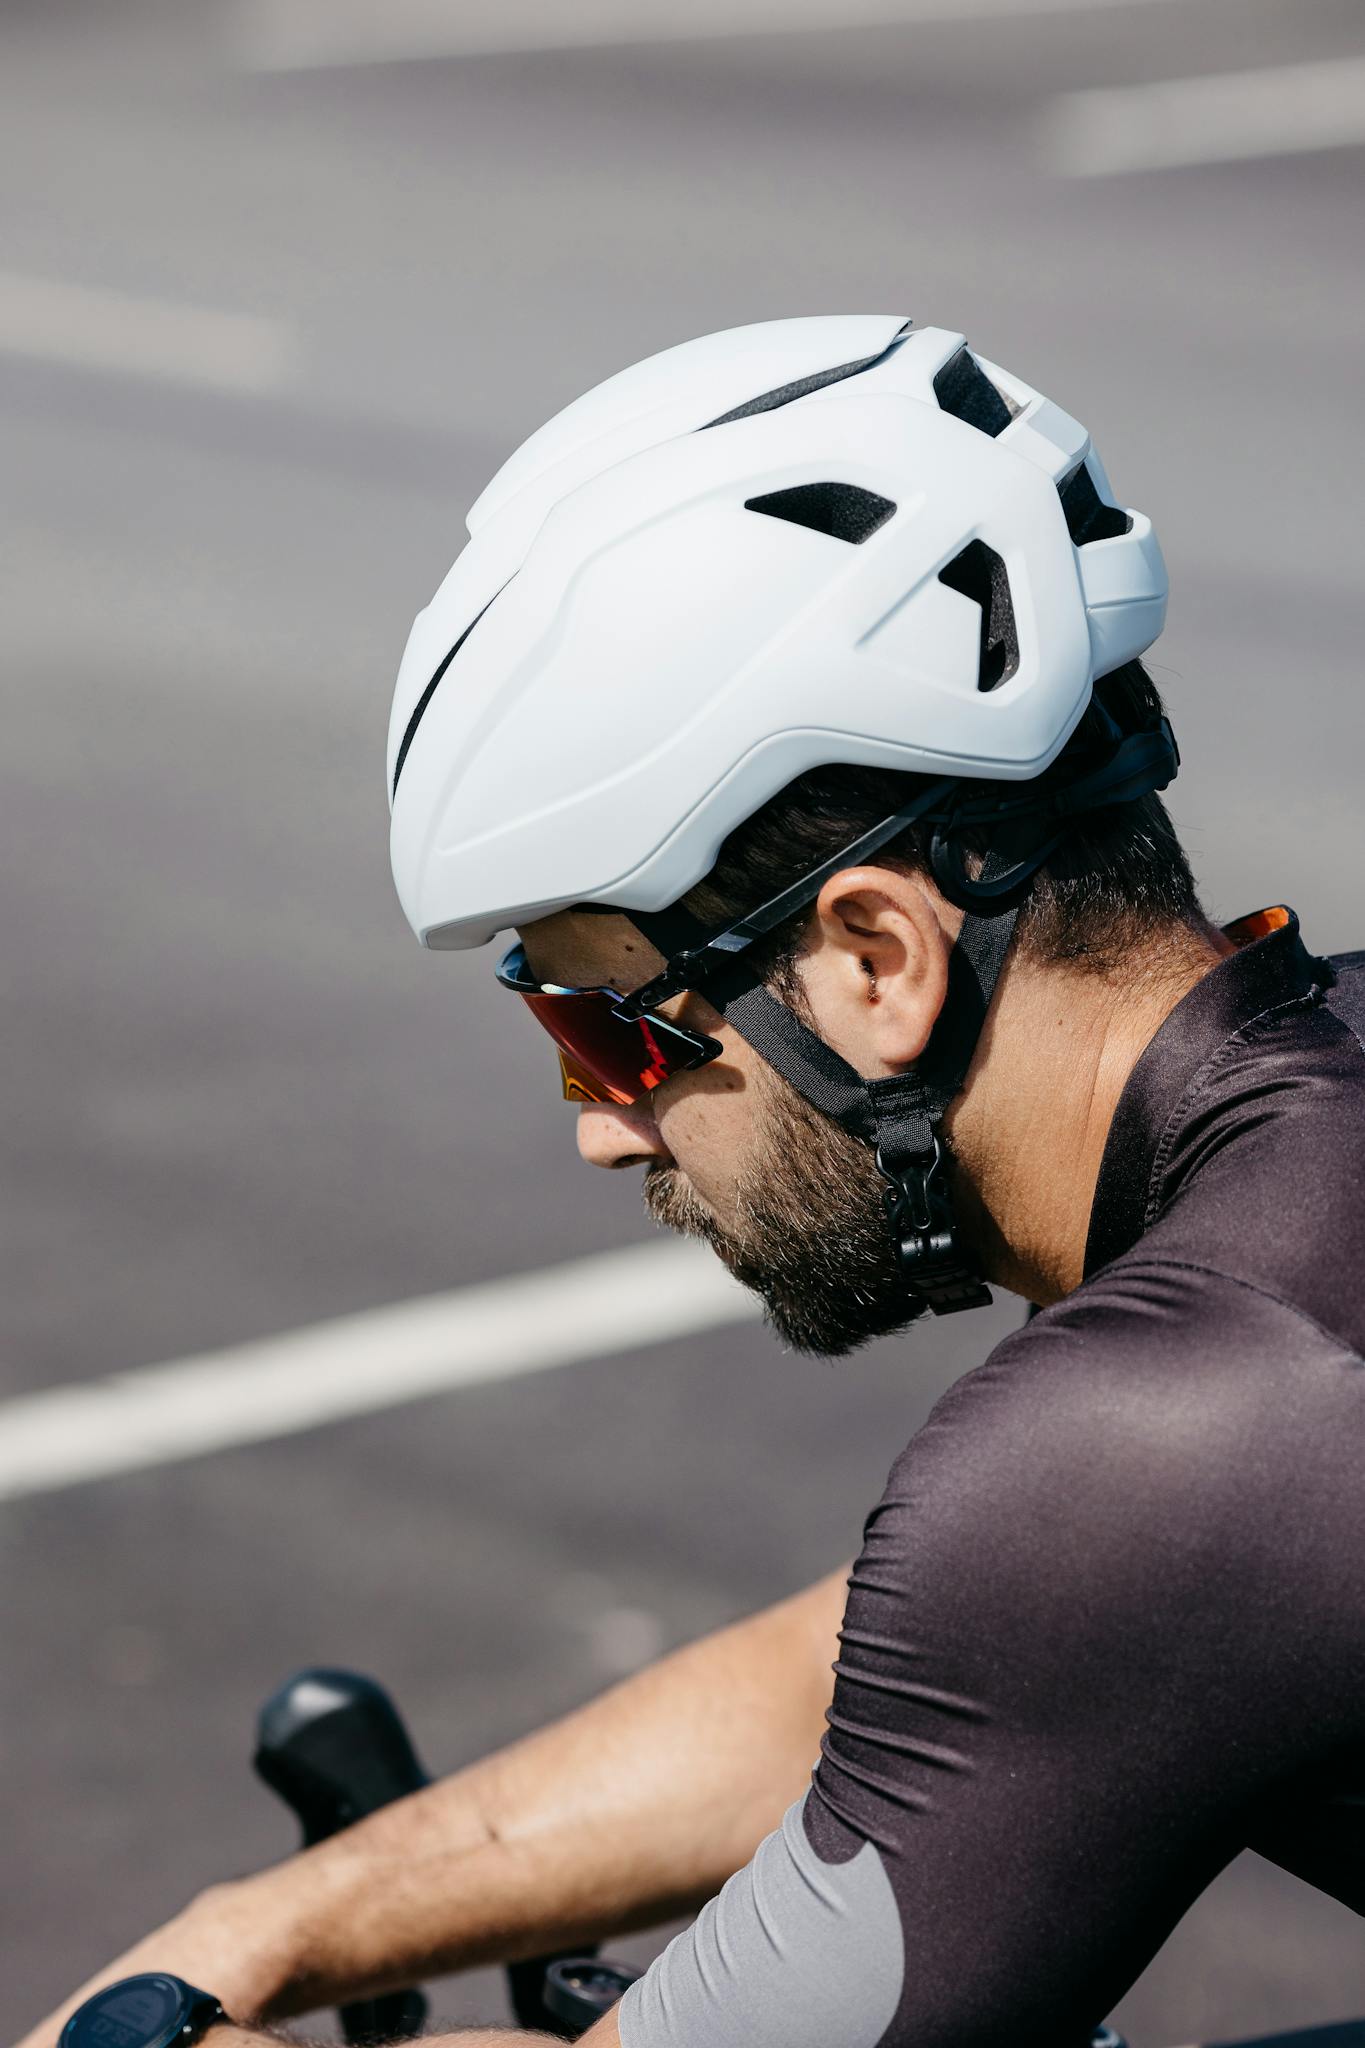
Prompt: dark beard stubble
<box><xmin>641</xmin><ymin>1059</ymin><xmax>929</xmax><ymax>1357</ymax></box>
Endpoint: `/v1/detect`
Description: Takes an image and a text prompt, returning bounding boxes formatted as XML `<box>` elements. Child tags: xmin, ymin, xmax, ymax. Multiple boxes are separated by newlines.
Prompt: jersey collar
<box><xmin>1084</xmin><ymin>907</ymin><xmax>1330</xmax><ymax>1277</ymax></box>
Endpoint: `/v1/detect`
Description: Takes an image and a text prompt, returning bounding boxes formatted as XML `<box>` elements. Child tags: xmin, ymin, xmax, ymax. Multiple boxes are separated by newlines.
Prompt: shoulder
<box><xmin>865</xmin><ymin>1259</ymin><xmax>1358</xmax><ymax>1633</ymax></box>
<box><xmin>888</xmin><ymin>1258</ymin><xmax>1274</xmax><ymax>1492</ymax></box>
<box><xmin>815</xmin><ymin>1263</ymin><xmax>1365</xmax><ymax>1887</ymax></box>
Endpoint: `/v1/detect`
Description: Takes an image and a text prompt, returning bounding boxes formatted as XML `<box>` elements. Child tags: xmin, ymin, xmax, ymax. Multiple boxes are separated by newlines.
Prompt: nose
<box><xmin>576</xmin><ymin>1098</ymin><xmax>672</xmax><ymax>1170</ymax></box>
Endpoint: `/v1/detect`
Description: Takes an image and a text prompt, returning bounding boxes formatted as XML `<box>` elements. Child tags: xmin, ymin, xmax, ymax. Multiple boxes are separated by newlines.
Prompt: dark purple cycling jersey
<box><xmin>621</xmin><ymin>909</ymin><xmax>1365</xmax><ymax>2048</ymax></box>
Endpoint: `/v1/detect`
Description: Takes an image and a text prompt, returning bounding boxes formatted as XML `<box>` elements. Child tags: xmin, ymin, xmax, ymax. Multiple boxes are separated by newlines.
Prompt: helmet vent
<box><xmin>702</xmin><ymin>321</ymin><xmax>912</xmax><ymax>430</ymax></box>
<box><xmin>745</xmin><ymin>481</ymin><xmax>896</xmax><ymax>545</ymax></box>
<box><xmin>1058</xmin><ymin>461</ymin><xmax>1131</xmax><ymax>546</ymax></box>
<box><xmin>932</xmin><ymin>347</ymin><xmax>1013</xmax><ymax>439</ymax></box>
<box><xmin>392</xmin><ymin>586</ymin><xmax>504</xmax><ymax>798</ymax></box>
<box><xmin>938</xmin><ymin>539</ymin><xmax>1019</xmax><ymax>691</ymax></box>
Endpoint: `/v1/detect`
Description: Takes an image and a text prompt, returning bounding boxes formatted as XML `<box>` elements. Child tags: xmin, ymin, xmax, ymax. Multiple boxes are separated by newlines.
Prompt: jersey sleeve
<box><xmin>619</xmin><ymin>1261</ymin><xmax>1363</xmax><ymax>2048</ymax></box>
<box><xmin>618</xmin><ymin>1794</ymin><xmax>904</xmax><ymax>2048</ymax></box>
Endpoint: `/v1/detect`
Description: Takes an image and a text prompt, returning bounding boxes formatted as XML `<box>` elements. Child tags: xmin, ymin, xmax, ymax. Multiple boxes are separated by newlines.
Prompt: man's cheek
<box><xmin>661</xmin><ymin>1153</ymin><xmax>747</xmax><ymax>1238</ymax></box>
<box><xmin>657</xmin><ymin>1090</ymin><xmax>751</xmax><ymax>1192</ymax></box>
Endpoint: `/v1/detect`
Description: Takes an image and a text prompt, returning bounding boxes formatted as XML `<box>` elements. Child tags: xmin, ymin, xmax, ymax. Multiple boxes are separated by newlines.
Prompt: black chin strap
<box><xmin>632</xmin><ymin>880</ymin><xmax>1018</xmax><ymax>1317</ymax></box>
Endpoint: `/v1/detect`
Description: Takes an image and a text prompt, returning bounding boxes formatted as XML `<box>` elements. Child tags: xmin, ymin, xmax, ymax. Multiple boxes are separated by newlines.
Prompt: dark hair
<box><xmin>683</xmin><ymin>661</ymin><xmax>1205</xmax><ymax>983</ymax></box>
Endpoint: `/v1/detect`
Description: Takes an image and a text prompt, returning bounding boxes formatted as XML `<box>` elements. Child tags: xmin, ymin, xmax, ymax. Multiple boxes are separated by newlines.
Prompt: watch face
<box><xmin>72</xmin><ymin>1976</ymin><xmax>182</xmax><ymax>2048</ymax></box>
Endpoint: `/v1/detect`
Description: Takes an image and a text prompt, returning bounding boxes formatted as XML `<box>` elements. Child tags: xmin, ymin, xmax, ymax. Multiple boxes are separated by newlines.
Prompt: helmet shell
<box><xmin>389</xmin><ymin>316</ymin><xmax>1166</xmax><ymax>950</ymax></box>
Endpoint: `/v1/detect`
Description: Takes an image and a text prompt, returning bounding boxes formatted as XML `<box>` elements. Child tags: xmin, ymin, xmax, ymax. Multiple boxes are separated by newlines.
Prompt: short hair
<box><xmin>683</xmin><ymin>661</ymin><xmax>1205</xmax><ymax>984</ymax></box>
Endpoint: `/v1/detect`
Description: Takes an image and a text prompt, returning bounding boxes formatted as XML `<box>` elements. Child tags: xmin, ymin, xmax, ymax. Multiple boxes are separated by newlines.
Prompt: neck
<box><xmin>947</xmin><ymin>921</ymin><xmax>1234</xmax><ymax>1305</ymax></box>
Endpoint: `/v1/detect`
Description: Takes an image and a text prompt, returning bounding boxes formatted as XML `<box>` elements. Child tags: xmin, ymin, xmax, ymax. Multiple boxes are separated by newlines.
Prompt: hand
<box><xmin>11</xmin><ymin>1883</ymin><xmax>292</xmax><ymax>2048</ymax></box>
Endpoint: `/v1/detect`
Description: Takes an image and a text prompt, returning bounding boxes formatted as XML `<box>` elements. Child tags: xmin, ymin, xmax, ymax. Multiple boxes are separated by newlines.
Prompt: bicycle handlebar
<box><xmin>254</xmin><ymin>1669</ymin><xmax>432</xmax><ymax>2045</ymax></box>
<box><xmin>253</xmin><ymin>1668</ymin><xmax>636</xmax><ymax>2040</ymax></box>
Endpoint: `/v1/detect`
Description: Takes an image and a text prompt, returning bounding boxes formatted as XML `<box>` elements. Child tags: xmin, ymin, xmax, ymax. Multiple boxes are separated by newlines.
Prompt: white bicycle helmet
<box><xmin>389</xmin><ymin>314</ymin><xmax>1166</xmax><ymax>952</ymax></box>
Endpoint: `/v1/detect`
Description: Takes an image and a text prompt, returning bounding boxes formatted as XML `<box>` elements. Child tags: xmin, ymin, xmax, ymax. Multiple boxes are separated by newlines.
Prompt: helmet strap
<box><xmin>631</xmin><ymin>880</ymin><xmax>1018</xmax><ymax>1317</ymax></box>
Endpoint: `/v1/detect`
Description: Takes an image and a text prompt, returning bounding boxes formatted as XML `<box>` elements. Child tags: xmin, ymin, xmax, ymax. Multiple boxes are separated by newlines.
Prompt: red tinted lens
<box><xmin>519</xmin><ymin>987</ymin><xmax>688</xmax><ymax>1106</ymax></box>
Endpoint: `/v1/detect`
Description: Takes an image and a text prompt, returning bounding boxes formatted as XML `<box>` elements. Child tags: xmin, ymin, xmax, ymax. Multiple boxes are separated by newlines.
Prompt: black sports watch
<box><xmin>59</xmin><ymin>1974</ymin><xmax>226</xmax><ymax>2048</ymax></box>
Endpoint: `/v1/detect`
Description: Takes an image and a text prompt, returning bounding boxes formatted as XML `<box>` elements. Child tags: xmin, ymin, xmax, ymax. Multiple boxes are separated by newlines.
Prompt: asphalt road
<box><xmin>3</xmin><ymin>0</ymin><xmax>1364</xmax><ymax>2038</ymax></box>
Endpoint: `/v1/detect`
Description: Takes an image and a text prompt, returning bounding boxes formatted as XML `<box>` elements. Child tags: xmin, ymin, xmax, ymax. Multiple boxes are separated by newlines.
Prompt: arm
<box><xmin>16</xmin><ymin>1569</ymin><xmax>847</xmax><ymax>2047</ymax></box>
<box><xmin>202</xmin><ymin>2027</ymin><xmax>621</xmax><ymax>2048</ymax></box>
<box><xmin>607</xmin><ymin>1277</ymin><xmax>1346</xmax><ymax>2047</ymax></box>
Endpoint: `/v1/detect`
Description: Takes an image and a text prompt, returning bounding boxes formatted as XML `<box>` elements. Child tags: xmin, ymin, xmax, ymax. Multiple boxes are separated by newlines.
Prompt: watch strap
<box><xmin>181</xmin><ymin>1986</ymin><xmax>226</xmax><ymax>2041</ymax></box>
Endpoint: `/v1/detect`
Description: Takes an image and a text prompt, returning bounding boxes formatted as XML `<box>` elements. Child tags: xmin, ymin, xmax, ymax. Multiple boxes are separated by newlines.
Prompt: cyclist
<box><xmin>32</xmin><ymin>318</ymin><xmax>1365</xmax><ymax>2048</ymax></box>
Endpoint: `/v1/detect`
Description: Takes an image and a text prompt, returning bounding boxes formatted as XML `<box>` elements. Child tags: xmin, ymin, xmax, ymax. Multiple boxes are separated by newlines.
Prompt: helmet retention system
<box><xmin>389</xmin><ymin>316</ymin><xmax>1177</xmax><ymax>1316</ymax></box>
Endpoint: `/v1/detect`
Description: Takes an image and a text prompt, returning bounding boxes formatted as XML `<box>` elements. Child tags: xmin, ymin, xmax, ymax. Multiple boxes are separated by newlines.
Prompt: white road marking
<box><xmin>0</xmin><ymin>1240</ymin><xmax>760</xmax><ymax>1504</ymax></box>
<box><xmin>0</xmin><ymin>270</ymin><xmax>296</xmax><ymax>395</ymax></box>
<box><xmin>235</xmin><ymin>0</ymin><xmax>1194</xmax><ymax>72</ymax></box>
<box><xmin>1046</xmin><ymin>54</ymin><xmax>1365</xmax><ymax>176</ymax></box>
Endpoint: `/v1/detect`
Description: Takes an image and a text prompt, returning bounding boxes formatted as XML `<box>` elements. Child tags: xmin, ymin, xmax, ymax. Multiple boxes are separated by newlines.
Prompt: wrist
<box><xmin>177</xmin><ymin>1872</ymin><xmax>312</xmax><ymax>2022</ymax></box>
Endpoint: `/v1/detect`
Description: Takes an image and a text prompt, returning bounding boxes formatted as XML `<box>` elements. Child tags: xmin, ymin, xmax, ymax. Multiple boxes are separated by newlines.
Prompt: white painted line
<box><xmin>0</xmin><ymin>1240</ymin><xmax>760</xmax><ymax>1504</ymax></box>
<box><xmin>0</xmin><ymin>271</ymin><xmax>296</xmax><ymax>395</ymax></box>
<box><xmin>1046</xmin><ymin>54</ymin><xmax>1365</xmax><ymax>176</ymax></box>
<box><xmin>236</xmin><ymin>0</ymin><xmax>1192</xmax><ymax>72</ymax></box>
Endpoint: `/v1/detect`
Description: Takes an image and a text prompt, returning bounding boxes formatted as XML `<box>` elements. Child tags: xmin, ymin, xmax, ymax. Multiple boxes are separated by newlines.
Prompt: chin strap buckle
<box><xmin>875</xmin><ymin>1135</ymin><xmax>993</xmax><ymax>1317</ymax></box>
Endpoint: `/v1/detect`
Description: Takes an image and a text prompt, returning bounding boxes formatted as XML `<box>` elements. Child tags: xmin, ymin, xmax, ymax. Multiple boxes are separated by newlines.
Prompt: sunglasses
<box><xmin>495</xmin><ymin>942</ymin><xmax>723</xmax><ymax>1106</ymax></box>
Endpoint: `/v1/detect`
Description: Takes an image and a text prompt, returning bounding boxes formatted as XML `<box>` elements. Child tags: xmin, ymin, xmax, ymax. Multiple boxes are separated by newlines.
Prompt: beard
<box><xmin>641</xmin><ymin>1057</ymin><xmax>930</xmax><ymax>1357</ymax></box>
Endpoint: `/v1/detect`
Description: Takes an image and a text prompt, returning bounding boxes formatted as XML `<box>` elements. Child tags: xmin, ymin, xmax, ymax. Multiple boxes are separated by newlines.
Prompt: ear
<box><xmin>797</xmin><ymin>865</ymin><xmax>954</xmax><ymax>1077</ymax></box>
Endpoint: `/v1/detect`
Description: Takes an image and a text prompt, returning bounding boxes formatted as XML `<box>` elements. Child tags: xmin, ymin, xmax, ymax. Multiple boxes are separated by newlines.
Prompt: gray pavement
<box><xmin>3</xmin><ymin>0</ymin><xmax>1364</xmax><ymax>2038</ymax></box>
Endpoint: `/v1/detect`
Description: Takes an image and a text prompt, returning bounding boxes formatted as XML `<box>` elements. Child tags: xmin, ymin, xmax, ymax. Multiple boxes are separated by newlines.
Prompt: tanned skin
<box><xmin>17</xmin><ymin>863</ymin><xmax>1229</xmax><ymax>2048</ymax></box>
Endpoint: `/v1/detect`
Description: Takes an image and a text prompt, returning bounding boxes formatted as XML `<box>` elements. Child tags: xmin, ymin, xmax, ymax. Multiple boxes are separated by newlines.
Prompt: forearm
<box><xmin>232</xmin><ymin>1568</ymin><xmax>846</xmax><ymax>2018</ymax></box>
<box><xmin>209</xmin><ymin>1998</ymin><xmax>624</xmax><ymax>2048</ymax></box>
<box><xmin>215</xmin><ymin>2032</ymin><xmax>579</xmax><ymax>2048</ymax></box>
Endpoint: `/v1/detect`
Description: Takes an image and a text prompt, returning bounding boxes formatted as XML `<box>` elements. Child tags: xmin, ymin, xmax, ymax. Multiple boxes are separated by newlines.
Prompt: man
<box><xmin>33</xmin><ymin>318</ymin><xmax>1365</xmax><ymax>2048</ymax></box>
